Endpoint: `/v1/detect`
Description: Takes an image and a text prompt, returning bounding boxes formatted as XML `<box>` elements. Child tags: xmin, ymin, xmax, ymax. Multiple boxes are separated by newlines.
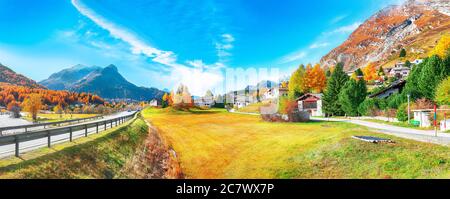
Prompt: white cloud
<box><xmin>71</xmin><ymin>0</ymin><xmax>225</xmax><ymax>96</ymax></box>
<box><xmin>279</xmin><ymin>51</ymin><xmax>307</xmax><ymax>64</ymax></box>
<box><xmin>309</xmin><ymin>42</ymin><xmax>330</xmax><ymax>49</ymax></box>
<box><xmin>329</xmin><ymin>22</ymin><xmax>362</xmax><ymax>34</ymax></box>
<box><xmin>71</xmin><ymin>0</ymin><xmax>176</xmax><ymax>65</ymax></box>
<box><xmin>215</xmin><ymin>33</ymin><xmax>235</xmax><ymax>61</ymax></box>
<box><xmin>222</xmin><ymin>34</ymin><xmax>235</xmax><ymax>43</ymax></box>
<box><xmin>330</xmin><ymin>15</ymin><xmax>347</xmax><ymax>24</ymax></box>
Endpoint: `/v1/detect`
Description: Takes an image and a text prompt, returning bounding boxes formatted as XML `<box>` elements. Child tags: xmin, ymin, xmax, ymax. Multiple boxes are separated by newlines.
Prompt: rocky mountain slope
<box><xmin>320</xmin><ymin>0</ymin><xmax>450</xmax><ymax>71</ymax></box>
<box><xmin>0</xmin><ymin>63</ymin><xmax>46</xmax><ymax>89</ymax></box>
<box><xmin>41</xmin><ymin>64</ymin><xmax>165</xmax><ymax>101</ymax></box>
<box><xmin>40</xmin><ymin>64</ymin><xmax>101</xmax><ymax>90</ymax></box>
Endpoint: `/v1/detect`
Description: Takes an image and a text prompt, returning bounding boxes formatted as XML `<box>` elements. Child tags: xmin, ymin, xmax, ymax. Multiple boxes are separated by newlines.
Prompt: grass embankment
<box><xmin>23</xmin><ymin>113</ymin><xmax>98</xmax><ymax>122</ymax></box>
<box><xmin>143</xmin><ymin>107</ymin><xmax>450</xmax><ymax>179</ymax></box>
<box><xmin>0</xmin><ymin>116</ymin><xmax>148</xmax><ymax>179</ymax></box>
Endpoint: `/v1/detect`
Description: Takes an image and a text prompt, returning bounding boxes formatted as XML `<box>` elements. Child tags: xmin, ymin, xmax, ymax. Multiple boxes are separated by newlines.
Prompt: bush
<box><xmin>413</xmin><ymin>98</ymin><xmax>434</xmax><ymax>109</ymax></box>
<box><xmin>396</xmin><ymin>103</ymin><xmax>408</xmax><ymax>122</ymax></box>
<box><xmin>399</xmin><ymin>48</ymin><xmax>406</xmax><ymax>57</ymax></box>
<box><xmin>213</xmin><ymin>103</ymin><xmax>225</xmax><ymax>108</ymax></box>
<box><xmin>358</xmin><ymin>98</ymin><xmax>388</xmax><ymax>116</ymax></box>
<box><xmin>261</xmin><ymin>114</ymin><xmax>285</xmax><ymax>122</ymax></box>
<box><xmin>387</xmin><ymin>94</ymin><xmax>402</xmax><ymax>109</ymax></box>
<box><xmin>278</xmin><ymin>96</ymin><xmax>289</xmax><ymax>114</ymax></box>
<box><xmin>358</xmin><ymin>98</ymin><xmax>376</xmax><ymax>116</ymax></box>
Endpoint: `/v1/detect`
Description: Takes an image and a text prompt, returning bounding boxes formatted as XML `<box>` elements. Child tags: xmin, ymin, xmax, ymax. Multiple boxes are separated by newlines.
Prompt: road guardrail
<box><xmin>0</xmin><ymin>112</ymin><xmax>138</xmax><ymax>157</ymax></box>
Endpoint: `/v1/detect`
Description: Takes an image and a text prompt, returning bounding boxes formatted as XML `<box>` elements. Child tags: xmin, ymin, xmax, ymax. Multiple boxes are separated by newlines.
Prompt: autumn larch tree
<box><xmin>7</xmin><ymin>101</ymin><xmax>21</xmax><ymax>118</ymax></box>
<box><xmin>288</xmin><ymin>64</ymin><xmax>306</xmax><ymax>100</ymax></box>
<box><xmin>430</xmin><ymin>34</ymin><xmax>450</xmax><ymax>58</ymax></box>
<box><xmin>162</xmin><ymin>93</ymin><xmax>169</xmax><ymax>108</ymax></box>
<box><xmin>54</xmin><ymin>103</ymin><xmax>63</xmax><ymax>119</ymax></box>
<box><xmin>22</xmin><ymin>93</ymin><xmax>43</xmax><ymax>122</ymax></box>
<box><xmin>308</xmin><ymin>64</ymin><xmax>326</xmax><ymax>93</ymax></box>
<box><xmin>302</xmin><ymin>64</ymin><xmax>313</xmax><ymax>93</ymax></box>
<box><xmin>362</xmin><ymin>62</ymin><xmax>379</xmax><ymax>82</ymax></box>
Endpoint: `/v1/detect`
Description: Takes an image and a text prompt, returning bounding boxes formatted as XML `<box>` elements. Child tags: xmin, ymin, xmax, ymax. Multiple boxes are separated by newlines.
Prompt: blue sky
<box><xmin>0</xmin><ymin>0</ymin><xmax>404</xmax><ymax>95</ymax></box>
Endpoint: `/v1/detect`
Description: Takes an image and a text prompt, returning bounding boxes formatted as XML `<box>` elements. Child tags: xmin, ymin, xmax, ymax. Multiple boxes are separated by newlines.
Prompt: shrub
<box><xmin>399</xmin><ymin>48</ymin><xmax>406</xmax><ymax>57</ymax></box>
<box><xmin>358</xmin><ymin>98</ymin><xmax>376</xmax><ymax>116</ymax></box>
<box><xmin>412</xmin><ymin>98</ymin><xmax>434</xmax><ymax>110</ymax></box>
<box><xmin>261</xmin><ymin>114</ymin><xmax>285</xmax><ymax>122</ymax></box>
<box><xmin>396</xmin><ymin>103</ymin><xmax>408</xmax><ymax>122</ymax></box>
<box><xmin>387</xmin><ymin>94</ymin><xmax>402</xmax><ymax>109</ymax></box>
<box><xmin>278</xmin><ymin>96</ymin><xmax>289</xmax><ymax>114</ymax></box>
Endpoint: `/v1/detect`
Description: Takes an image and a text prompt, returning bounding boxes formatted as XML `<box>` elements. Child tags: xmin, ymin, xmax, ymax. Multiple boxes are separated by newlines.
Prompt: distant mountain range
<box><xmin>40</xmin><ymin>64</ymin><xmax>165</xmax><ymax>101</ymax></box>
<box><xmin>225</xmin><ymin>80</ymin><xmax>277</xmax><ymax>97</ymax></box>
<box><xmin>244</xmin><ymin>80</ymin><xmax>277</xmax><ymax>91</ymax></box>
<box><xmin>0</xmin><ymin>63</ymin><xmax>46</xmax><ymax>89</ymax></box>
<box><xmin>320</xmin><ymin>0</ymin><xmax>450</xmax><ymax>71</ymax></box>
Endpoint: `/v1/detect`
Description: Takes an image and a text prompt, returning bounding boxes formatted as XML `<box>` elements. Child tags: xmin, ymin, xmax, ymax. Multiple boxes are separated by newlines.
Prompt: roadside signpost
<box><xmin>445</xmin><ymin>113</ymin><xmax>447</xmax><ymax>130</ymax></box>
<box><xmin>434</xmin><ymin>104</ymin><xmax>437</xmax><ymax>137</ymax></box>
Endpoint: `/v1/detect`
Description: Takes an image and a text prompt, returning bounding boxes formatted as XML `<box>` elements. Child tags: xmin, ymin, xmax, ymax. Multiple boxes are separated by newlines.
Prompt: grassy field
<box><xmin>143</xmin><ymin>107</ymin><xmax>450</xmax><ymax>179</ymax></box>
<box><xmin>0</xmin><ymin>116</ymin><xmax>148</xmax><ymax>179</ymax></box>
<box><xmin>23</xmin><ymin>113</ymin><xmax>98</xmax><ymax>122</ymax></box>
<box><xmin>237</xmin><ymin>101</ymin><xmax>270</xmax><ymax>113</ymax></box>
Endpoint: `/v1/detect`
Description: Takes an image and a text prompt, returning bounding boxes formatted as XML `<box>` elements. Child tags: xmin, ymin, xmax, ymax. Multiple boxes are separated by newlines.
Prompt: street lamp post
<box><xmin>407</xmin><ymin>94</ymin><xmax>410</xmax><ymax>125</ymax></box>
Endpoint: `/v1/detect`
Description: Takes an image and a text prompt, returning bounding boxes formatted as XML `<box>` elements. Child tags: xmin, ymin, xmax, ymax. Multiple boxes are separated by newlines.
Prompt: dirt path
<box><xmin>121</xmin><ymin>121</ymin><xmax>184</xmax><ymax>179</ymax></box>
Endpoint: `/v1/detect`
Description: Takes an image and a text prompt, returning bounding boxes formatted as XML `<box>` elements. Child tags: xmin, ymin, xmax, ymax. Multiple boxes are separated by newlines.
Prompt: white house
<box><xmin>440</xmin><ymin>119</ymin><xmax>450</xmax><ymax>131</ymax></box>
<box><xmin>389</xmin><ymin>62</ymin><xmax>410</xmax><ymax>78</ymax></box>
<box><xmin>263</xmin><ymin>87</ymin><xmax>279</xmax><ymax>100</ymax></box>
<box><xmin>149</xmin><ymin>99</ymin><xmax>158</xmax><ymax>107</ymax></box>
<box><xmin>296</xmin><ymin>93</ymin><xmax>324</xmax><ymax>117</ymax></box>
<box><xmin>413</xmin><ymin>110</ymin><xmax>432</xmax><ymax>128</ymax></box>
<box><xmin>233</xmin><ymin>95</ymin><xmax>257</xmax><ymax>109</ymax></box>
<box><xmin>194</xmin><ymin>96</ymin><xmax>215</xmax><ymax>107</ymax></box>
<box><xmin>369</xmin><ymin>80</ymin><xmax>406</xmax><ymax>99</ymax></box>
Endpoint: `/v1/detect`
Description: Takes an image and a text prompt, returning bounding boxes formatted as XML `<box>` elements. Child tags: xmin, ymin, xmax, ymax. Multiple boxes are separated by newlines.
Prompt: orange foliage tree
<box><xmin>302</xmin><ymin>64</ymin><xmax>327</xmax><ymax>93</ymax></box>
<box><xmin>310</xmin><ymin>64</ymin><xmax>326</xmax><ymax>93</ymax></box>
<box><xmin>362</xmin><ymin>63</ymin><xmax>379</xmax><ymax>82</ymax></box>
<box><xmin>22</xmin><ymin>93</ymin><xmax>43</xmax><ymax>122</ymax></box>
<box><xmin>0</xmin><ymin>83</ymin><xmax>104</xmax><ymax>108</ymax></box>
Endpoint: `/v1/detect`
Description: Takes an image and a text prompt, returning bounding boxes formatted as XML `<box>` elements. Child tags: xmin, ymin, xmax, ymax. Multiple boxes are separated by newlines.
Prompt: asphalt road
<box><xmin>312</xmin><ymin>117</ymin><xmax>450</xmax><ymax>146</ymax></box>
<box><xmin>0</xmin><ymin>114</ymin><xmax>32</xmax><ymax>129</ymax></box>
<box><xmin>0</xmin><ymin>111</ymin><xmax>136</xmax><ymax>158</ymax></box>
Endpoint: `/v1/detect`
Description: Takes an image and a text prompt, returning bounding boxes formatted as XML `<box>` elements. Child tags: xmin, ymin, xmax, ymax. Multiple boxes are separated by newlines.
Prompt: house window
<box><xmin>303</xmin><ymin>101</ymin><xmax>317</xmax><ymax>109</ymax></box>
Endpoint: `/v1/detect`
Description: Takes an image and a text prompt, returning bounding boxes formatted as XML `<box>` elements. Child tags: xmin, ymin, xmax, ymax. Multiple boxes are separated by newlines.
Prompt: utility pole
<box><xmin>407</xmin><ymin>94</ymin><xmax>410</xmax><ymax>124</ymax></box>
